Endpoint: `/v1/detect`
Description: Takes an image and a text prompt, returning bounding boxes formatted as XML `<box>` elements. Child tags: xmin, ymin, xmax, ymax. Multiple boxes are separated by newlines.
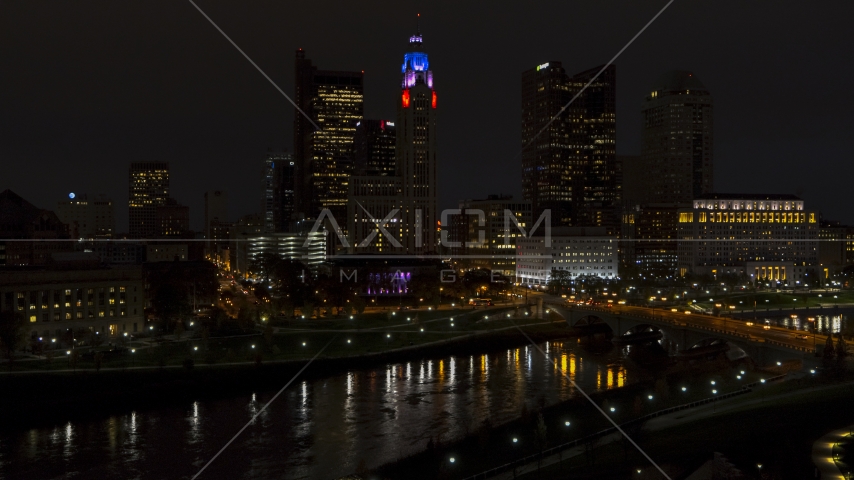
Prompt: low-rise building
<box><xmin>676</xmin><ymin>194</ymin><xmax>819</xmax><ymax>285</ymax></box>
<box><xmin>516</xmin><ymin>227</ymin><xmax>619</xmax><ymax>285</ymax></box>
<box><xmin>0</xmin><ymin>266</ymin><xmax>145</xmax><ymax>340</ymax></box>
<box><xmin>450</xmin><ymin>195</ymin><xmax>532</xmax><ymax>278</ymax></box>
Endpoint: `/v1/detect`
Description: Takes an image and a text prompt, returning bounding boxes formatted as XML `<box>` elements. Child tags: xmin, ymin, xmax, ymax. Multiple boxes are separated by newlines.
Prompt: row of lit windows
<box><xmin>679</xmin><ymin>211</ymin><xmax>816</xmax><ymax>224</ymax></box>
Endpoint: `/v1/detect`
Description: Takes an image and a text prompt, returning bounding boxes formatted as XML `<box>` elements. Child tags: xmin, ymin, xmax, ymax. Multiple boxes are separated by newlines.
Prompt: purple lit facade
<box><xmin>366</xmin><ymin>271</ymin><xmax>411</xmax><ymax>295</ymax></box>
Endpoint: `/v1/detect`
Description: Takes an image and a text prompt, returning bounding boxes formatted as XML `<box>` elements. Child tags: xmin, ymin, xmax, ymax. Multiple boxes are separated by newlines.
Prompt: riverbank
<box><xmin>0</xmin><ymin>321</ymin><xmax>570</xmax><ymax>429</ymax></box>
<box><xmin>369</xmin><ymin>356</ymin><xmax>770</xmax><ymax>479</ymax></box>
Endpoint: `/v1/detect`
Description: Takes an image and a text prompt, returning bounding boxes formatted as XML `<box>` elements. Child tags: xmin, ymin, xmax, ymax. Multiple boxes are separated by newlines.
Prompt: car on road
<box><xmin>763</xmin><ymin>325</ymin><xmax>771</xmax><ymax>330</ymax></box>
<box><xmin>795</xmin><ymin>334</ymin><xmax>809</xmax><ymax>340</ymax></box>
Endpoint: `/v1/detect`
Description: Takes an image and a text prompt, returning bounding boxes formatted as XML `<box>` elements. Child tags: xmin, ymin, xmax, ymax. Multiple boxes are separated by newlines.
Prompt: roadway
<box><xmin>525</xmin><ymin>290</ymin><xmax>830</xmax><ymax>354</ymax></box>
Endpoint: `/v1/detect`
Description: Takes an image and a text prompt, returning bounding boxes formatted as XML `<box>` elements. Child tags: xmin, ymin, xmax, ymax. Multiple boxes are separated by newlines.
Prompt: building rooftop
<box><xmin>652</xmin><ymin>70</ymin><xmax>708</xmax><ymax>92</ymax></box>
<box><xmin>696</xmin><ymin>193</ymin><xmax>802</xmax><ymax>201</ymax></box>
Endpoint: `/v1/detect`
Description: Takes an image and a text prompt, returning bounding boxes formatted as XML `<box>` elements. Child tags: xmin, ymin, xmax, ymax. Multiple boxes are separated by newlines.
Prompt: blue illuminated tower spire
<box><xmin>401</xmin><ymin>15</ymin><xmax>432</xmax><ymax>89</ymax></box>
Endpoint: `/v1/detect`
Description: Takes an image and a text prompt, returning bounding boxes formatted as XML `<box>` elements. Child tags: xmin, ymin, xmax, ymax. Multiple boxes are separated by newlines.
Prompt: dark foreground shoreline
<box><xmin>0</xmin><ymin>326</ymin><xmax>571</xmax><ymax>431</ymax></box>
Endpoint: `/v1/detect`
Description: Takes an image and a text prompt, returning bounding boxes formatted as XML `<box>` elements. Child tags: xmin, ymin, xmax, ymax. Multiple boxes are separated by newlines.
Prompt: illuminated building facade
<box><xmin>521</xmin><ymin>62</ymin><xmax>617</xmax><ymax>230</ymax></box>
<box><xmin>450</xmin><ymin>195</ymin><xmax>532</xmax><ymax>277</ymax></box>
<box><xmin>0</xmin><ymin>266</ymin><xmax>145</xmax><ymax>339</ymax></box>
<box><xmin>231</xmin><ymin>232</ymin><xmax>326</xmax><ymax>278</ymax></box>
<box><xmin>640</xmin><ymin>71</ymin><xmax>713</xmax><ymax>204</ymax></box>
<box><xmin>56</xmin><ymin>193</ymin><xmax>115</xmax><ymax>239</ymax></box>
<box><xmin>516</xmin><ymin>227</ymin><xmax>619</xmax><ymax>285</ymax></box>
<box><xmin>128</xmin><ymin>162</ymin><xmax>169</xmax><ymax>238</ymax></box>
<box><xmin>676</xmin><ymin>194</ymin><xmax>819</xmax><ymax>285</ymax></box>
<box><xmin>294</xmin><ymin>50</ymin><xmax>364</xmax><ymax>223</ymax></box>
<box><xmin>347</xmin><ymin>22</ymin><xmax>438</xmax><ymax>254</ymax></box>
<box><xmin>355</xmin><ymin>120</ymin><xmax>396</xmax><ymax>176</ymax></box>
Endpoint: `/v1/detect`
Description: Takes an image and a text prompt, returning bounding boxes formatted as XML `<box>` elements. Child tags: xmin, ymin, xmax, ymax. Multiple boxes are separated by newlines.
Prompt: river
<box><xmin>0</xmin><ymin>339</ymin><xmax>631</xmax><ymax>480</ymax></box>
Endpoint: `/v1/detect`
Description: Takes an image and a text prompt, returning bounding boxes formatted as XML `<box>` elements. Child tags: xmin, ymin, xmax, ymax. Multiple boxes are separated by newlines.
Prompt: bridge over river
<box><xmin>546</xmin><ymin>303</ymin><xmax>824</xmax><ymax>367</ymax></box>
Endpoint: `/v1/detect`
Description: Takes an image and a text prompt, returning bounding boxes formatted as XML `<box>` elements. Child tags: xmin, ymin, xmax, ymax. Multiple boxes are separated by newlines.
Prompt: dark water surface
<box><xmin>0</xmin><ymin>340</ymin><xmax>632</xmax><ymax>479</ymax></box>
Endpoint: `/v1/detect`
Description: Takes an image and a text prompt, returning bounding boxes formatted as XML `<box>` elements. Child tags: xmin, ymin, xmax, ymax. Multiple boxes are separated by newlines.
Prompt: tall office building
<box><xmin>261</xmin><ymin>151</ymin><xmax>295</xmax><ymax>233</ymax></box>
<box><xmin>521</xmin><ymin>62</ymin><xmax>617</xmax><ymax>230</ymax></box>
<box><xmin>128</xmin><ymin>162</ymin><xmax>169</xmax><ymax>238</ymax></box>
<box><xmin>397</xmin><ymin>25</ymin><xmax>439</xmax><ymax>253</ymax></box>
<box><xmin>56</xmin><ymin>193</ymin><xmax>115</xmax><ymax>239</ymax></box>
<box><xmin>640</xmin><ymin>71</ymin><xmax>714</xmax><ymax>204</ymax></box>
<box><xmin>347</xmin><ymin>22</ymin><xmax>439</xmax><ymax>254</ymax></box>
<box><xmin>354</xmin><ymin>119</ymin><xmax>396</xmax><ymax>176</ymax></box>
<box><xmin>294</xmin><ymin>50</ymin><xmax>364</xmax><ymax>222</ymax></box>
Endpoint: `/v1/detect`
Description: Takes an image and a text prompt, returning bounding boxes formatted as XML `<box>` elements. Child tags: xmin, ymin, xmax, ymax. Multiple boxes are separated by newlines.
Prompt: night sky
<box><xmin>2</xmin><ymin>0</ymin><xmax>853</xmax><ymax>231</ymax></box>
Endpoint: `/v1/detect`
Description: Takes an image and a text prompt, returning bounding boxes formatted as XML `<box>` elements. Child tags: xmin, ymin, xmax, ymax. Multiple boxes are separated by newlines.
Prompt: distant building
<box><xmin>347</xmin><ymin>176</ymin><xmax>403</xmax><ymax>254</ymax></box>
<box><xmin>639</xmin><ymin>71</ymin><xmax>713</xmax><ymax>204</ymax></box>
<box><xmin>261</xmin><ymin>151</ymin><xmax>296</xmax><ymax>233</ymax></box>
<box><xmin>621</xmin><ymin>203</ymin><xmax>685</xmax><ymax>276</ymax></box>
<box><xmin>204</xmin><ymin>190</ymin><xmax>228</xmax><ymax>240</ymax></box>
<box><xmin>521</xmin><ymin>62</ymin><xmax>617</xmax><ymax>230</ymax></box>
<box><xmin>56</xmin><ymin>193</ymin><xmax>115</xmax><ymax>239</ymax></box>
<box><xmin>354</xmin><ymin>120</ymin><xmax>396</xmax><ymax>176</ymax></box>
<box><xmin>155</xmin><ymin>198</ymin><xmax>190</xmax><ymax>237</ymax></box>
<box><xmin>294</xmin><ymin>50</ymin><xmax>364</xmax><ymax>222</ymax></box>
<box><xmin>676</xmin><ymin>194</ymin><xmax>819</xmax><ymax>285</ymax></box>
<box><xmin>146</xmin><ymin>244</ymin><xmax>188</xmax><ymax>262</ymax></box>
<box><xmin>516</xmin><ymin>227</ymin><xmax>619</xmax><ymax>285</ymax></box>
<box><xmin>0</xmin><ymin>266</ymin><xmax>145</xmax><ymax>339</ymax></box>
<box><xmin>0</xmin><ymin>189</ymin><xmax>72</xmax><ymax>266</ymax></box>
<box><xmin>231</xmin><ymin>232</ymin><xmax>326</xmax><ymax>278</ymax></box>
<box><xmin>92</xmin><ymin>242</ymin><xmax>146</xmax><ymax>265</ymax></box>
<box><xmin>128</xmin><ymin>162</ymin><xmax>169</xmax><ymax>238</ymax></box>
<box><xmin>450</xmin><ymin>195</ymin><xmax>532</xmax><ymax>278</ymax></box>
<box><xmin>616</xmin><ymin>155</ymin><xmax>644</xmax><ymax>208</ymax></box>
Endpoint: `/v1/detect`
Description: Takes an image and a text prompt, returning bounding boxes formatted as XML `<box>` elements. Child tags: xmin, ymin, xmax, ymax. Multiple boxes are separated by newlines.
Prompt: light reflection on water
<box><xmin>0</xmin><ymin>340</ymin><xmax>631</xmax><ymax>480</ymax></box>
<box><xmin>767</xmin><ymin>314</ymin><xmax>846</xmax><ymax>334</ymax></box>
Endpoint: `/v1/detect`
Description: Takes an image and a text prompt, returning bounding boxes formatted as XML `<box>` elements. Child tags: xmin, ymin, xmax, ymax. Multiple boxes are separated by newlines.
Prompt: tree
<box><xmin>174</xmin><ymin>320</ymin><xmax>186</xmax><ymax>338</ymax></box>
<box><xmin>353</xmin><ymin>296</ymin><xmax>367</xmax><ymax>315</ymax></box>
<box><xmin>836</xmin><ymin>335</ymin><xmax>848</xmax><ymax>366</ymax></box>
<box><xmin>823</xmin><ymin>334</ymin><xmax>836</xmax><ymax>367</ymax></box>
<box><xmin>0</xmin><ymin>311</ymin><xmax>27</xmax><ymax>363</ymax></box>
<box><xmin>152</xmin><ymin>281</ymin><xmax>191</xmax><ymax>332</ymax></box>
<box><xmin>548</xmin><ymin>269</ymin><xmax>572</xmax><ymax>294</ymax></box>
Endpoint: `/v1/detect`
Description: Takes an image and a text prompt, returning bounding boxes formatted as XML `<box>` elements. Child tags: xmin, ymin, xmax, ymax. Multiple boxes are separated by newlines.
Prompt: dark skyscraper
<box><xmin>640</xmin><ymin>70</ymin><xmax>713</xmax><ymax>204</ymax></box>
<box><xmin>128</xmin><ymin>162</ymin><xmax>169</xmax><ymax>238</ymax></box>
<box><xmin>261</xmin><ymin>151</ymin><xmax>294</xmax><ymax>233</ymax></box>
<box><xmin>294</xmin><ymin>50</ymin><xmax>364</xmax><ymax>222</ymax></box>
<box><xmin>521</xmin><ymin>62</ymin><xmax>617</xmax><ymax>230</ymax></box>
<box><xmin>354</xmin><ymin>119</ymin><xmax>396</xmax><ymax>176</ymax></box>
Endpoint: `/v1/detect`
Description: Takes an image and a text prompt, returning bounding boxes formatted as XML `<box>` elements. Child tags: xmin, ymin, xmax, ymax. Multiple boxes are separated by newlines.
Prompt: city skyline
<box><xmin>2</xmin><ymin>1</ymin><xmax>853</xmax><ymax>231</ymax></box>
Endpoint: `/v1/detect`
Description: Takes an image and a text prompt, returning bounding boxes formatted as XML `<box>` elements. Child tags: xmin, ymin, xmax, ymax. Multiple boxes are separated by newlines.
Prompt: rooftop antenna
<box><xmin>416</xmin><ymin>13</ymin><xmax>421</xmax><ymax>34</ymax></box>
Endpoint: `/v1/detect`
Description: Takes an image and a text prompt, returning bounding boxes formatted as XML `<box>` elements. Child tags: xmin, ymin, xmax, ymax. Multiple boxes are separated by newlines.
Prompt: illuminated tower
<box><xmin>128</xmin><ymin>162</ymin><xmax>169</xmax><ymax>238</ymax></box>
<box><xmin>397</xmin><ymin>18</ymin><xmax>438</xmax><ymax>253</ymax></box>
<box><xmin>293</xmin><ymin>50</ymin><xmax>364</xmax><ymax>222</ymax></box>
